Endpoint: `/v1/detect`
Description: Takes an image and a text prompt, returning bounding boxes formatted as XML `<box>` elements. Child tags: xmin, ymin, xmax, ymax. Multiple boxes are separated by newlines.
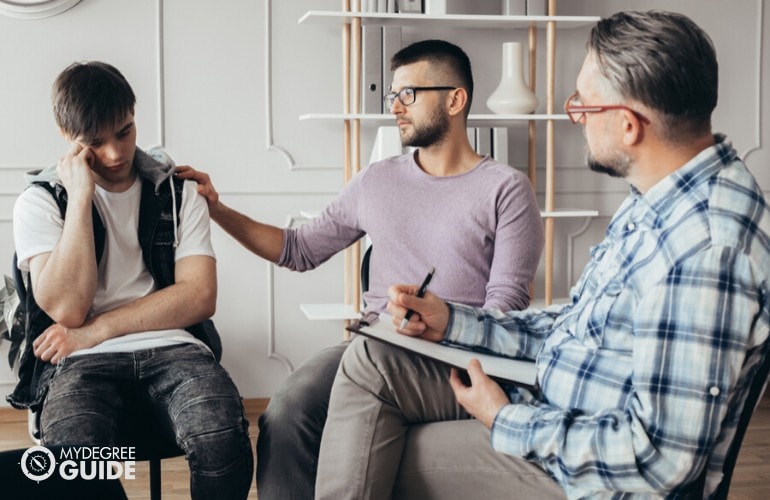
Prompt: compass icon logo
<box><xmin>20</xmin><ymin>445</ymin><xmax>57</xmax><ymax>482</ymax></box>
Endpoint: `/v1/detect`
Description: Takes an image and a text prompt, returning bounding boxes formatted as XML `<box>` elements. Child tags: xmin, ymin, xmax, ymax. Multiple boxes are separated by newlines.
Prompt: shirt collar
<box><xmin>630</xmin><ymin>133</ymin><xmax>736</xmax><ymax>221</ymax></box>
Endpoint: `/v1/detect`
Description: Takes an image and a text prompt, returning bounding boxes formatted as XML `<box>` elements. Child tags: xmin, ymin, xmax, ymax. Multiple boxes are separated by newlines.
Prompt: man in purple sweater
<box><xmin>177</xmin><ymin>39</ymin><xmax>544</xmax><ymax>499</ymax></box>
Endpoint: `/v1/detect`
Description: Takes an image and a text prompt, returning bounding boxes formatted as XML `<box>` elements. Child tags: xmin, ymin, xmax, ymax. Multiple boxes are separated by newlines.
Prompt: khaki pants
<box><xmin>316</xmin><ymin>337</ymin><xmax>566</xmax><ymax>500</ymax></box>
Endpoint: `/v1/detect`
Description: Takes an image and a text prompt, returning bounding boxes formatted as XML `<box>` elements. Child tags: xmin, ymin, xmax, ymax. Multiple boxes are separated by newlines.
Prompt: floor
<box><xmin>1</xmin><ymin>397</ymin><xmax>769</xmax><ymax>499</ymax></box>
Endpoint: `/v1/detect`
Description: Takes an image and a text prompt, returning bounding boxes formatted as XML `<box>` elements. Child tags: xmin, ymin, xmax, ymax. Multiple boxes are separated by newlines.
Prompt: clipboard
<box><xmin>347</xmin><ymin>313</ymin><xmax>537</xmax><ymax>388</ymax></box>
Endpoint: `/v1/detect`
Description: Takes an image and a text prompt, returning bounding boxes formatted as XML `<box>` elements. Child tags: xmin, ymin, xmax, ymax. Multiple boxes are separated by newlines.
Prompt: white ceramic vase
<box><xmin>486</xmin><ymin>42</ymin><xmax>539</xmax><ymax>114</ymax></box>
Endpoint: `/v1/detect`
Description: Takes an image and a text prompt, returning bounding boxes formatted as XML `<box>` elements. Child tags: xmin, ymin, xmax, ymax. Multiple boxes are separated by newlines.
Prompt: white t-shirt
<box><xmin>13</xmin><ymin>176</ymin><xmax>216</xmax><ymax>355</ymax></box>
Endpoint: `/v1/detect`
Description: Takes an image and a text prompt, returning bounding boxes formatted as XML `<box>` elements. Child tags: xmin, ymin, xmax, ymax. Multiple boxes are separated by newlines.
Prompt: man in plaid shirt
<box><xmin>315</xmin><ymin>10</ymin><xmax>770</xmax><ymax>499</ymax></box>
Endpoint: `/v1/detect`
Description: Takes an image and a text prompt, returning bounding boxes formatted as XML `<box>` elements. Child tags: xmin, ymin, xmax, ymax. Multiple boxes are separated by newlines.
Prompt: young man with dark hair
<box><xmin>177</xmin><ymin>39</ymin><xmax>544</xmax><ymax>498</ymax></box>
<box><xmin>316</xmin><ymin>11</ymin><xmax>770</xmax><ymax>499</ymax></box>
<box><xmin>10</xmin><ymin>61</ymin><xmax>253</xmax><ymax>499</ymax></box>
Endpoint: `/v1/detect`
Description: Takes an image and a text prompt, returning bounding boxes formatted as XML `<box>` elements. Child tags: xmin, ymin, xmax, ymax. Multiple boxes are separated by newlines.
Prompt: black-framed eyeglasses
<box><xmin>564</xmin><ymin>90</ymin><xmax>651</xmax><ymax>125</ymax></box>
<box><xmin>383</xmin><ymin>86</ymin><xmax>457</xmax><ymax>109</ymax></box>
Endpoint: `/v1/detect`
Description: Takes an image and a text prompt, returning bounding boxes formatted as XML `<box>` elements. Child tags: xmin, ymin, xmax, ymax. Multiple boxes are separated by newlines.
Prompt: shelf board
<box><xmin>300</xmin><ymin>113</ymin><xmax>570</xmax><ymax>126</ymax></box>
<box><xmin>300</xmin><ymin>303</ymin><xmax>360</xmax><ymax>321</ymax></box>
<box><xmin>299</xmin><ymin>11</ymin><xmax>600</xmax><ymax>30</ymax></box>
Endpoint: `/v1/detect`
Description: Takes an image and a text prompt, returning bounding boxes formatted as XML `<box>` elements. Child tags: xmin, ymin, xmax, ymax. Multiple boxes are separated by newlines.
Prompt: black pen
<box><xmin>399</xmin><ymin>267</ymin><xmax>435</xmax><ymax>329</ymax></box>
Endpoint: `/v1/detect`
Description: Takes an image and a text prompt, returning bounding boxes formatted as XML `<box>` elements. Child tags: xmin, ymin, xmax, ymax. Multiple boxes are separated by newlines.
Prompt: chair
<box><xmin>361</xmin><ymin>244</ymin><xmax>372</xmax><ymax>298</ymax></box>
<box><xmin>12</xmin><ymin>253</ymin><xmax>184</xmax><ymax>500</ymax></box>
<box><xmin>685</xmin><ymin>340</ymin><xmax>770</xmax><ymax>499</ymax></box>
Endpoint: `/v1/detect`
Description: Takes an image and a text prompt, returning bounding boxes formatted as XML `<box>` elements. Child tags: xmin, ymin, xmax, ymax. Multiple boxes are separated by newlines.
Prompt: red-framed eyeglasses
<box><xmin>564</xmin><ymin>90</ymin><xmax>651</xmax><ymax>125</ymax></box>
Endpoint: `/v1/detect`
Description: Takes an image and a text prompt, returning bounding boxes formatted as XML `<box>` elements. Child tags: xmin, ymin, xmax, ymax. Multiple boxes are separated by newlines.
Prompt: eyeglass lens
<box><xmin>384</xmin><ymin>87</ymin><xmax>416</xmax><ymax>108</ymax></box>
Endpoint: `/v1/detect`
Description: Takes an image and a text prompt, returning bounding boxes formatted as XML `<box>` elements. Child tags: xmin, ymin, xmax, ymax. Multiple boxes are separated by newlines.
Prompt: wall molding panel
<box><xmin>154</xmin><ymin>0</ymin><xmax>166</xmax><ymax>150</ymax></box>
<box><xmin>266</xmin><ymin>260</ymin><xmax>296</xmax><ymax>375</ymax></box>
<box><xmin>264</xmin><ymin>0</ymin><xmax>341</xmax><ymax>172</ymax></box>
<box><xmin>263</xmin><ymin>213</ymin><xmax>317</xmax><ymax>376</ymax></box>
<box><xmin>741</xmin><ymin>0</ymin><xmax>764</xmax><ymax>162</ymax></box>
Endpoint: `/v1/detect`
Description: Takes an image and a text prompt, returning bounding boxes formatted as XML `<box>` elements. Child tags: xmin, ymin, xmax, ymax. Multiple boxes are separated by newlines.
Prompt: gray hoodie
<box><xmin>25</xmin><ymin>146</ymin><xmax>176</xmax><ymax>191</ymax></box>
<box><xmin>24</xmin><ymin>147</ymin><xmax>181</xmax><ymax>246</ymax></box>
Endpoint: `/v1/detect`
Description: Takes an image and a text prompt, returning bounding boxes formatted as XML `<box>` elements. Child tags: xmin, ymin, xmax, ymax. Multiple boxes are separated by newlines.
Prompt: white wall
<box><xmin>0</xmin><ymin>0</ymin><xmax>767</xmax><ymax>405</ymax></box>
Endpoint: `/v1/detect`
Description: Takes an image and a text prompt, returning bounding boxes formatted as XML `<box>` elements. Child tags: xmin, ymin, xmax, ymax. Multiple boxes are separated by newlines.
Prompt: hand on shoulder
<box><xmin>175</xmin><ymin>165</ymin><xmax>220</xmax><ymax>210</ymax></box>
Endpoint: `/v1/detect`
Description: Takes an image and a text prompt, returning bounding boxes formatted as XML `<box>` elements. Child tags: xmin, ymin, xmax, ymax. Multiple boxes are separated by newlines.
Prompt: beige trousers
<box><xmin>316</xmin><ymin>337</ymin><xmax>566</xmax><ymax>500</ymax></box>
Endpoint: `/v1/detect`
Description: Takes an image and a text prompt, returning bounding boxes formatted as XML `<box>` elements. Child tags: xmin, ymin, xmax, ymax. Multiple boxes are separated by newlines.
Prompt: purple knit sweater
<box><xmin>278</xmin><ymin>152</ymin><xmax>544</xmax><ymax>313</ymax></box>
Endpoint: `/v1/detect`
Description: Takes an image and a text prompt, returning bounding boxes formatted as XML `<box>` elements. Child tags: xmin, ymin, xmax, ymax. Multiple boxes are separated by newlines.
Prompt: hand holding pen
<box><xmin>399</xmin><ymin>268</ymin><xmax>435</xmax><ymax>329</ymax></box>
<box><xmin>386</xmin><ymin>279</ymin><xmax>450</xmax><ymax>344</ymax></box>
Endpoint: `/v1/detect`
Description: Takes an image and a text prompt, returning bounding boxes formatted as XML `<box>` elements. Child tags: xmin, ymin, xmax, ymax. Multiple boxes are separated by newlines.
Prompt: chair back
<box><xmin>361</xmin><ymin>244</ymin><xmax>372</xmax><ymax>294</ymax></box>
<box><xmin>688</xmin><ymin>341</ymin><xmax>770</xmax><ymax>499</ymax></box>
<box><xmin>11</xmin><ymin>253</ymin><xmax>27</xmax><ymax>305</ymax></box>
<box><xmin>360</xmin><ymin>245</ymin><xmax>373</xmax><ymax>308</ymax></box>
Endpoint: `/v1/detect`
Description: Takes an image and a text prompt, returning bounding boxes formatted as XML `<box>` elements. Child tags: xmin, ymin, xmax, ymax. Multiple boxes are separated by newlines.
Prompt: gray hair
<box><xmin>588</xmin><ymin>10</ymin><xmax>718</xmax><ymax>140</ymax></box>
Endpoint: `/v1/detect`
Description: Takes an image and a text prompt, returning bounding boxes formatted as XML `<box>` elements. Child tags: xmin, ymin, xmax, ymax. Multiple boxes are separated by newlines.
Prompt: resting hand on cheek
<box><xmin>57</xmin><ymin>142</ymin><xmax>95</xmax><ymax>202</ymax></box>
<box><xmin>386</xmin><ymin>285</ymin><xmax>449</xmax><ymax>342</ymax></box>
<box><xmin>449</xmin><ymin>358</ymin><xmax>510</xmax><ymax>429</ymax></box>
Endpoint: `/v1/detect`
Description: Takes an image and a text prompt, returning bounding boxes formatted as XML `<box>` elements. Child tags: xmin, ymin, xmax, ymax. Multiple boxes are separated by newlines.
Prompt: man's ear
<box><xmin>621</xmin><ymin>109</ymin><xmax>644</xmax><ymax>146</ymax></box>
<box><xmin>447</xmin><ymin>88</ymin><xmax>468</xmax><ymax>118</ymax></box>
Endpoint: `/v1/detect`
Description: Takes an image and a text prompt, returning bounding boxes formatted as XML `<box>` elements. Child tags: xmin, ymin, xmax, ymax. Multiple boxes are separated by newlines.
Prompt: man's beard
<box><xmin>400</xmin><ymin>107</ymin><xmax>450</xmax><ymax>148</ymax></box>
<box><xmin>587</xmin><ymin>150</ymin><xmax>630</xmax><ymax>178</ymax></box>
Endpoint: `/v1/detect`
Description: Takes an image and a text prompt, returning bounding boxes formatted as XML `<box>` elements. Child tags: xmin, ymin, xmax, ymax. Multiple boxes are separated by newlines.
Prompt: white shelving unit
<box><xmin>299</xmin><ymin>2</ymin><xmax>600</xmax><ymax>321</ymax></box>
<box><xmin>300</xmin><ymin>303</ymin><xmax>360</xmax><ymax>321</ymax></box>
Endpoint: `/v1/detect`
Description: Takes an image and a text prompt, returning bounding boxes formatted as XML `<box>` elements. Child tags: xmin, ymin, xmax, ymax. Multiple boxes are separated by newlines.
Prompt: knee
<box><xmin>340</xmin><ymin>337</ymin><xmax>398</xmax><ymax>377</ymax></box>
<box><xmin>186</xmin><ymin>424</ymin><xmax>253</xmax><ymax>474</ymax></box>
<box><xmin>260</xmin><ymin>375</ymin><xmax>332</xmax><ymax>435</ymax></box>
<box><xmin>260</xmin><ymin>350</ymin><xmax>343</xmax><ymax>433</ymax></box>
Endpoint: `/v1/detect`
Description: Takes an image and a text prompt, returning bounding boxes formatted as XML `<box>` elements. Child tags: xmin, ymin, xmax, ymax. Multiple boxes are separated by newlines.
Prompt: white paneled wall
<box><xmin>0</xmin><ymin>0</ymin><xmax>767</xmax><ymax>406</ymax></box>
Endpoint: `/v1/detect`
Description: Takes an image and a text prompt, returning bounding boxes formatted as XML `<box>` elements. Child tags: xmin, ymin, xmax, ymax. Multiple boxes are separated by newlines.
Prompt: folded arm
<box><xmin>34</xmin><ymin>255</ymin><xmax>216</xmax><ymax>363</ymax></box>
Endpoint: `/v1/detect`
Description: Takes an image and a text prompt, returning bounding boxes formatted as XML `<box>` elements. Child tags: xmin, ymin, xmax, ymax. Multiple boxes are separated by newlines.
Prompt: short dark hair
<box><xmin>391</xmin><ymin>39</ymin><xmax>474</xmax><ymax>118</ymax></box>
<box><xmin>52</xmin><ymin>61</ymin><xmax>136</xmax><ymax>143</ymax></box>
<box><xmin>588</xmin><ymin>10</ymin><xmax>718</xmax><ymax>140</ymax></box>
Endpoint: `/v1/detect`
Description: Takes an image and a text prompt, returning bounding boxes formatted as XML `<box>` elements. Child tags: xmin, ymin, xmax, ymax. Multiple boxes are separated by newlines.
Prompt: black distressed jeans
<box><xmin>41</xmin><ymin>343</ymin><xmax>253</xmax><ymax>499</ymax></box>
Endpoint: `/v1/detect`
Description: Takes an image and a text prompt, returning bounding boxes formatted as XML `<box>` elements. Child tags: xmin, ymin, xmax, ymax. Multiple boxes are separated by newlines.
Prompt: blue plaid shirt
<box><xmin>445</xmin><ymin>135</ymin><xmax>770</xmax><ymax>498</ymax></box>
